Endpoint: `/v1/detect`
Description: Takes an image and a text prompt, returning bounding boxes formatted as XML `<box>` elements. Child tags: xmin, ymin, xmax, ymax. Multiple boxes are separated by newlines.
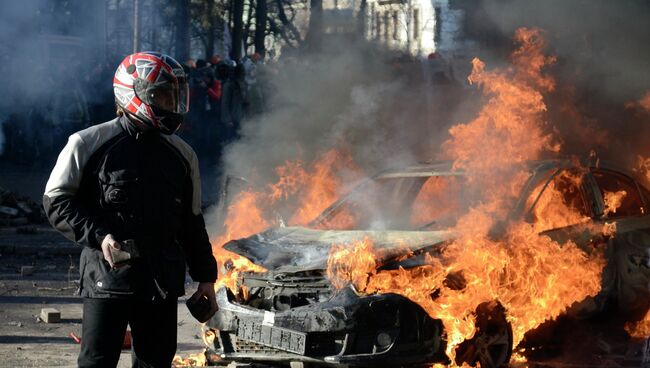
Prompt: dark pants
<box><xmin>78</xmin><ymin>297</ymin><xmax>178</xmax><ymax>368</ymax></box>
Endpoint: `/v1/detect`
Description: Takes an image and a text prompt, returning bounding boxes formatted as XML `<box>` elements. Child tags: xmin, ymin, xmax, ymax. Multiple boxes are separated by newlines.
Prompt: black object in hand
<box><xmin>109</xmin><ymin>239</ymin><xmax>139</xmax><ymax>266</ymax></box>
<box><xmin>186</xmin><ymin>293</ymin><xmax>214</xmax><ymax>323</ymax></box>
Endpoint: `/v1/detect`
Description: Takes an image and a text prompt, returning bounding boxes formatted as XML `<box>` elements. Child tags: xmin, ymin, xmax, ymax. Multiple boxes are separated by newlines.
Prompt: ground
<box><xmin>0</xmin><ymin>225</ymin><xmax>210</xmax><ymax>368</ymax></box>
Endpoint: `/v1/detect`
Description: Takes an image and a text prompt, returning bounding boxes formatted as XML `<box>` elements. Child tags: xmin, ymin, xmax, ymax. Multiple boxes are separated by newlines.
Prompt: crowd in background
<box><xmin>0</xmin><ymin>53</ymin><xmax>274</xmax><ymax>166</ymax></box>
<box><xmin>180</xmin><ymin>53</ymin><xmax>273</xmax><ymax>161</ymax></box>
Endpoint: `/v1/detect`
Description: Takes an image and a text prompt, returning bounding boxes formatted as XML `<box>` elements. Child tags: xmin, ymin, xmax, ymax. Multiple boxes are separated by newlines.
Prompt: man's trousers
<box><xmin>78</xmin><ymin>297</ymin><xmax>178</xmax><ymax>368</ymax></box>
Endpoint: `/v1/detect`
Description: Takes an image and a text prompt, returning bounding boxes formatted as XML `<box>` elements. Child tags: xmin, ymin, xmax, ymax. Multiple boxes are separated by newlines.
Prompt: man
<box><xmin>43</xmin><ymin>52</ymin><xmax>218</xmax><ymax>367</ymax></box>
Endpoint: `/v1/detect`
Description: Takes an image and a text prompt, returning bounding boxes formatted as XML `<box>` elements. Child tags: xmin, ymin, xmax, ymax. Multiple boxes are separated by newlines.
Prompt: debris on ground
<box><xmin>0</xmin><ymin>187</ymin><xmax>45</xmax><ymax>227</ymax></box>
<box><xmin>69</xmin><ymin>332</ymin><xmax>81</xmax><ymax>344</ymax></box>
<box><xmin>20</xmin><ymin>265</ymin><xmax>34</xmax><ymax>276</ymax></box>
<box><xmin>40</xmin><ymin>308</ymin><xmax>61</xmax><ymax>323</ymax></box>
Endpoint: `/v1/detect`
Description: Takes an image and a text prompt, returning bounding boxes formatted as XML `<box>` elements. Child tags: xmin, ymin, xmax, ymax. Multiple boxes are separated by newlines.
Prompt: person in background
<box><xmin>243</xmin><ymin>53</ymin><xmax>265</xmax><ymax>116</ymax></box>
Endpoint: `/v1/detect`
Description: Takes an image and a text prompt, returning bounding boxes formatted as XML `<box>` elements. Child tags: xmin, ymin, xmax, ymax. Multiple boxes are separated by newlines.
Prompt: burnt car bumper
<box><xmin>207</xmin><ymin>287</ymin><xmax>447</xmax><ymax>366</ymax></box>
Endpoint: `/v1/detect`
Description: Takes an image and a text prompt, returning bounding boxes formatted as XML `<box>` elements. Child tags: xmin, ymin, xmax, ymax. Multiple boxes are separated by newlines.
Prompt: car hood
<box><xmin>223</xmin><ymin>226</ymin><xmax>455</xmax><ymax>272</ymax></box>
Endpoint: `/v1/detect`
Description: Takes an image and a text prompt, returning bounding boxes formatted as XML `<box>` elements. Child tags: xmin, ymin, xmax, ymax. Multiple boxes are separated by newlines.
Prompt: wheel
<box><xmin>454</xmin><ymin>301</ymin><xmax>513</xmax><ymax>368</ymax></box>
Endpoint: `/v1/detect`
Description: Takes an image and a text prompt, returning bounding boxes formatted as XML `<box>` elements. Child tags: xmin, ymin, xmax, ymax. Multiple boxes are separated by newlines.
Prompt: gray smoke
<box><xmin>203</xmin><ymin>37</ymin><xmax>480</xmax><ymax>235</ymax></box>
<box><xmin>218</xmin><ymin>41</ymin><xmax>469</xmax><ymax>192</ymax></box>
<box><xmin>467</xmin><ymin>0</ymin><xmax>650</xmax><ymax>167</ymax></box>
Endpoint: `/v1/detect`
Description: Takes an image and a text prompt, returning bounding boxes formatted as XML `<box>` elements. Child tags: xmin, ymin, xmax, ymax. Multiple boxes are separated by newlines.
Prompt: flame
<box><xmin>208</xmin><ymin>27</ymin><xmax>613</xmax><ymax>367</ymax></box>
<box><xmin>326</xmin><ymin>28</ymin><xmax>607</xmax><ymax>366</ymax></box>
<box><xmin>211</xmin><ymin>148</ymin><xmax>362</xmax><ymax>292</ymax></box>
<box><xmin>172</xmin><ymin>351</ymin><xmax>207</xmax><ymax>367</ymax></box>
<box><xmin>636</xmin><ymin>155</ymin><xmax>650</xmax><ymax>186</ymax></box>
<box><xmin>327</xmin><ymin>225</ymin><xmax>605</xmax><ymax>362</ymax></box>
<box><xmin>172</xmin><ymin>327</ymin><xmax>217</xmax><ymax>367</ymax></box>
<box><xmin>289</xmin><ymin>149</ymin><xmax>361</xmax><ymax>225</ymax></box>
<box><xmin>212</xmin><ymin>190</ymin><xmax>269</xmax><ymax>292</ymax></box>
<box><xmin>603</xmin><ymin>190</ymin><xmax>627</xmax><ymax>216</ymax></box>
<box><xmin>410</xmin><ymin>176</ymin><xmax>463</xmax><ymax>228</ymax></box>
<box><xmin>327</xmin><ymin>237</ymin><xmax>378</xmax><ymax>290</ymax></box>
<box><xmin>529</xmin><ymin>170</ymin><xmax>590</xmax><ymax>233</ymax></box>
<box><xmin>625</xmin><ymin>309</ymin><xmax>650</xmax><ymax>339</ymax></box>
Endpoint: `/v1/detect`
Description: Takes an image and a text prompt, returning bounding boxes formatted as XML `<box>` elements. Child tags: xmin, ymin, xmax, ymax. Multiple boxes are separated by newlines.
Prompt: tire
<box><xmin>454</xmin><ymin>301</ymin><xmax>513</xmax><ymax>368</ymax></box>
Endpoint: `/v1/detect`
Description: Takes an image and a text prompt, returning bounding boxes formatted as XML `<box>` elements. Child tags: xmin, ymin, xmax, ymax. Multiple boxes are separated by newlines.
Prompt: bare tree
<box><xmin>305</xmin><ymin>0</ymin><xmax>323</xmax><ymax>49</ymax></box>
<box><xmin>175</xmin><ymin>0</ymin><xmax>191</xmax><ymax>60</ymax></box>
<box><xmin>254</xmin><ymin>0</ymin><xmax>267</xmax><ymax>55</ymax></box>
<box><xmin>231</xmin><ymin>0</ymin><xmax>245</xmax><ymax>60</ymax></box>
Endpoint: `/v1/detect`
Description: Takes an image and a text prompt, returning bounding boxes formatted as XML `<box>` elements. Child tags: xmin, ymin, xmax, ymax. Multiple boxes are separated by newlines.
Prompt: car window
<box><xmin>592</xmin><ymin>169</ymin><xmax>644</xmax><ymax>218</ymax></box>
<box><xmin>527</xmin><ymin>170</ymin><xmax>590</xmax><ymax>232</ymax></box>
<box><xmin>314</xmin><ymin>175</ymin><xmax>465</xmax><ymax>231</ymax></box>
<box><xmin>410</xmin><ymin>176</ymin><xmax>463</xmax><ymax>229</ymax></box>
<box><xmin>315</xmin><ymin>177</ymin><xmax>424</xmax><ymax>230</ymax></box>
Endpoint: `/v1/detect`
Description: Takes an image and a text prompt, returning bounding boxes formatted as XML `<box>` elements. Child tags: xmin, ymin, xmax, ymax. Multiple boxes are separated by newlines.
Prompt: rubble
<box><xmin>39</xmin><ymin>308</ymin><xmax>61</xmax><ymax>323</ymax></box>
<box><xmin>0</xmin><ymin>187</ymin><xmax>44</xmax><ymax>227</ymax></box>
<box><xmin>20</xmin><ymin>265</ymin><xmax>34</xmax><ymax>276</ymax></box>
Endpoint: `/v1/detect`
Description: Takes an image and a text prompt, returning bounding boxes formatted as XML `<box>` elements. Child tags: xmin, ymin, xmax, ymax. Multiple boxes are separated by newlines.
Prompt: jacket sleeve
<box><xmin>42</xmin><ymin>134</ymin><xmax>111</xmax><ymax>249</ymax></box>
<box><xmin>178</xmin><ymin>150</ymin><xmax>218</xmax><ymax>282</ymax></box>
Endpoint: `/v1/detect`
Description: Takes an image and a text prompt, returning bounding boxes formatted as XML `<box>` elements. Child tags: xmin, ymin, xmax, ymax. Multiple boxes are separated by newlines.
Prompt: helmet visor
<box><xmin>134</xmin><ymin>71</ymin><xmax>189</xmax><ymax>114</ymax></box>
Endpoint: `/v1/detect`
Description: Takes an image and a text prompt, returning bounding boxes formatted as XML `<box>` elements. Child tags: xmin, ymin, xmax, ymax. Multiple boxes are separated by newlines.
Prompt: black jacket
<box><xmin>43</xmin><ymin>117</ymin><xmax>217</xmax><ymax>299</ymax></box>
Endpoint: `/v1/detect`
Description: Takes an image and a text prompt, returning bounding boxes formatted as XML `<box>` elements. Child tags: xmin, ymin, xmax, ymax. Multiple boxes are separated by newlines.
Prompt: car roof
<box><xmin>375</xmin><ymin>160</ymin><xmax>569</xmax><ymax>179</ymax></box>
<box><xmin>375</xmin><ymin>159</ymin><xmax>641</xmax><ymax>182</ymax></box>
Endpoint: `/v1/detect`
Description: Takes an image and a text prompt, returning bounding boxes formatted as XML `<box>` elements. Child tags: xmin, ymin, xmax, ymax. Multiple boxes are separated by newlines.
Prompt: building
<box><xmin>315</xmin><ymin>0</ymin><xmax>464</xmax><ymax>58</ymax></box>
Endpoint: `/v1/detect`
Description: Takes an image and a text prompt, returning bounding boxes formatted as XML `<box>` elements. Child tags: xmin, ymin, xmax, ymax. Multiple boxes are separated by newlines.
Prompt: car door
<box><xmin>524</xmin><ymin>167</ymin><xmax>601</xmax><ymax>250</ymax></box>
<box><xmin>587</xmin><ymin>168</ymin><xmax>650</xmax><ymax>318</ymax></box>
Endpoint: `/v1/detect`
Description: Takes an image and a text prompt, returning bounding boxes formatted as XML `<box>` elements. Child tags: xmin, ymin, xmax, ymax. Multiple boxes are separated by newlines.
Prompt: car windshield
<box><xmin>312</xmin><ymin>174</ymin><xmax>467</xmax><ymax>231</ymax></box>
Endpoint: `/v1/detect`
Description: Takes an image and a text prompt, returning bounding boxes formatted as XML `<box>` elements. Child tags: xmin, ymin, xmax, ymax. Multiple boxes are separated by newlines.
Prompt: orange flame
<box><xmin>636</xmin><ymin>155</ymin><xmax>650</xmax><ymax>187</ymax></box>
<box><xmin>529</xmin><ymin>170</ymin><xmax>590</xmax><ymax>233</ymax></box>
<box><xmin>172</xmin><ymin>351</ymin><xmax>207</xmax><ymax>367</ymax></box>
<box><xmin>211</xmin><ymin>148</ymin><xmax>362</xmax><ymax>292</ymax></box>
<box><xmin>209</xmin><ymin>27</ymin><xmax>611</xmax><ymax>367</ymax></box>
<box><xmin>603</xmin><ymin>190</ymin><xmax>627</xmax><ymax>216</ymax></box>
<box><xmin>625</xmin><ymin>309</ymin><xmax>650</xmax><ymax>339</ymax></box>
<box><xmin>327</xmin><ymin>27</ymin><xmax>607</xmax><ymax>366</ymax></box>
<box><xmin>327</xmin><ymin>226</ymin><xmax>605</xmax><ymax>362</ymax></box>
<box><xmin>410</xmin><ymin>176</ymin><xmax>463</xmax><ymax>228</ymax></box>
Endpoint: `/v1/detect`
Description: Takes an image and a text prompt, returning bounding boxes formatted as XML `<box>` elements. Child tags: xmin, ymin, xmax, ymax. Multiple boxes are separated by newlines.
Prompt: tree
<box><xmin>304</xmin><ymin>0</ymin><xmax>323</xmax><ymax>50</ymax></box>
<box><xmin>231</xmin><ymin>0</ymin><xmax>245</xmax><ymax>60</ymax></box>
<box><xmin>254</xmin><ymin>0</ymin><xmax>267</xmax><ymax>56</ymax></box>
<box><xmin>175</xmin><ymin>0</ymin><xmax>191</xmax><ymax>61</ymax></box>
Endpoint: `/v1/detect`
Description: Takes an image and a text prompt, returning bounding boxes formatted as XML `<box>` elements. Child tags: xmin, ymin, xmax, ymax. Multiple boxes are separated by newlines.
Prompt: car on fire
<box><xmin>206</xmin><ymin>160</ymin><xmax>650</xmax><ymax>368</ymax></box>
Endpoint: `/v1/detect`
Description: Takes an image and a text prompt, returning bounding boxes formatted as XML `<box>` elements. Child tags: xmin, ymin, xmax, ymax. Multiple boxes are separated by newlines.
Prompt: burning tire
<box><xmin>454</xmin><ymin>301</ymin><xmax>513</xmax><ymax>368</ymax></box>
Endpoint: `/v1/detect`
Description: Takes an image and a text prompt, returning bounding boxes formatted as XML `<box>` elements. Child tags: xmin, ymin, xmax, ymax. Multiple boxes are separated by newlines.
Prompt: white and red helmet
<box><xmin>113</xmin><ymin>52</ymin><xmax>189</xmax><ymax>134</ymax></box>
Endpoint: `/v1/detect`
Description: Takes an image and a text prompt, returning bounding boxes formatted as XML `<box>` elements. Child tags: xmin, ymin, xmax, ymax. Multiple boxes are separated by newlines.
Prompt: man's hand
<box><xmin>193</xmin><ymin>282</ymin><xmax>218</xmax><ymax>316</ymax></box>
<box><xmin>100</xmin><ymin>234</ymin><xmax>122</xmax><ymax>268</ymax></box>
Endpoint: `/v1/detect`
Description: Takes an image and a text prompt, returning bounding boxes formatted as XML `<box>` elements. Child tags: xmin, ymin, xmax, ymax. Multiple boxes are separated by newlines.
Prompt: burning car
<box><xmin>206</xmin><ymin>160</ymin><xmax>650</xmax><ymax>367</ymax></box>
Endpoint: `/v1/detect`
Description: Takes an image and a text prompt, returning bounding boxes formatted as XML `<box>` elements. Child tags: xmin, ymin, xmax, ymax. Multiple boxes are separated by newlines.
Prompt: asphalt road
<box><xmin>0</xmin><ymin>226</ymin><xmax>210</xmax><ymax>368</ymax></box>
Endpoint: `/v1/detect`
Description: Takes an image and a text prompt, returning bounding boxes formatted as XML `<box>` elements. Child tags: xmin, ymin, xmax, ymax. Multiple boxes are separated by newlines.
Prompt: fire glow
<box><xmin>199</xmin><ymin>28</ymin><xmax>645</xmax><ymax>366</ymax></box>
<box><xmin>328</xmin><ymin>28</ymin><xmax>606</xmax><ymax>363</ymax></box>
<box><xmin>210</xmin><ymin>148</ymin><xmax>362</xmax><ymax>291</ymax></box>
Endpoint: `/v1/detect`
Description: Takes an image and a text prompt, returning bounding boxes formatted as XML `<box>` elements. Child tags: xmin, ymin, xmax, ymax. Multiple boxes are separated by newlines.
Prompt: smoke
<box><xmin>204</xmin><ymin>38</ymin><xmax>479</xmax><ymax>234</ymax></box>
<box><xmin>0</xmin><ymin>1</ymin><xmax>116</xmax><ymax>164</ymax></box>
<box><xmin>218</xmin><ymin>40</ymin><xmax>470</xmax><ymax>189</ymax></box>
<box><xmin>465</xmin><ymin>0</ymin><xmax>650</xmax><ymax>168</ymax></box>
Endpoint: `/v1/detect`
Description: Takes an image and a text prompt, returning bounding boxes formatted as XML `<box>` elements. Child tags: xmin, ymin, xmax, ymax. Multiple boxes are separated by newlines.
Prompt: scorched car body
<box><xmin>207</xmin><ymin>160</ymin><xmax>650</xmax><ymax>367</ymax></box>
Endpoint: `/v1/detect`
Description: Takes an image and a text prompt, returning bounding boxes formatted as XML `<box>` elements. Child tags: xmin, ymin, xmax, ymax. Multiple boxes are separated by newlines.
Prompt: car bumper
<box><xmin>207</xmin><ymin>287</ymin><xmax>447</xmax><ymax>366</ymax></box>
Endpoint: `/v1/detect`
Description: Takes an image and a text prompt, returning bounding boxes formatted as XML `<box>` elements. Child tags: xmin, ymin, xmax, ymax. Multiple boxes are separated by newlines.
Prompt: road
<box><xmin>0</xmin><ymin>225</ymin><xmax>210</xmax><ymax>367</ymax></box>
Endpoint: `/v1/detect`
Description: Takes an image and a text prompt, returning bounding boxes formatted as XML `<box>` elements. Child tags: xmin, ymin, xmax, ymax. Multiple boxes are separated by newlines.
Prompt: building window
<box><xmin>413</xmin><ymin>8</ymin><xmax>419</xmax><ymax>40</ymax></box>
<box><xmin>392</xmin><ymin>11</ymin><xmax>399</xmax><ymax>40</ymax></box>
